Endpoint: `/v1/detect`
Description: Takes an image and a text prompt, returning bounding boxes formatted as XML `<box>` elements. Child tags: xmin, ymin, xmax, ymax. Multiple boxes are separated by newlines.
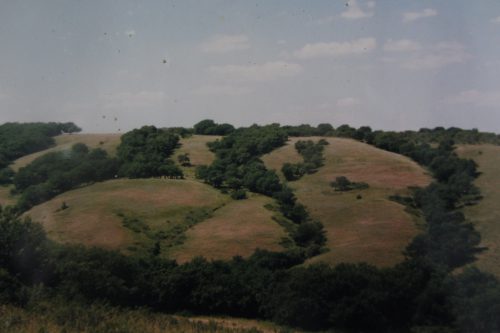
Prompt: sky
<box><xmin>1</xmin><ymin>0</ymin><xmax>500</xmax><ymax>133</ymax></box>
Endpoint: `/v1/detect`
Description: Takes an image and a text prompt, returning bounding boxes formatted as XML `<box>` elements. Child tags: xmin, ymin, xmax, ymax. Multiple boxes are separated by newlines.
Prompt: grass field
<box><xmin>0</xmin><ymin>304</ymin><xmax>290</xmax><ymax>333</ymax></box>
<box><xmin>12</xmin><ymin>133</ymin><xmax>122</xmax><ymax>171</ymax></box>
<box><xmin>173</xmin><ymin>135</ymin><xmax>220</xmax><ymax>178</ymax></box>
<box><xmin>26</xmin><ymin>178</ymin><xmax>230</xmax><ymax>256</ymax></box>
<box><xmin>262</xmin><ymin>137</ymin><xmax>431</xmax><ymax>267</ymax></box>
<box><xmin>457</xmin><ymin>144</ymin><xmax>500</xmax><ymax>277</ymax></box>
<box><xmin>172</xmin><ymin>194</ymin><xmax>287</xmax><ymax>263</ymax></box>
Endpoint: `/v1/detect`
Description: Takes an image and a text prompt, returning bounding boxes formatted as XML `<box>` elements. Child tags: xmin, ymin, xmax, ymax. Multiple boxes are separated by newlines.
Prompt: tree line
<box><xmin>194</xmin><ymin>124</ymin><xmax>326</xmax><ymax>255</ymax></box>
<box><xmin>282</xmin><ymin>139</ymin><xmax>327</xmax><ymax>181</ymax></box>
<box><xmin>9</xmin><ymin>125</ymin><xmax>184</xmax><ymax>212</ymax></box>
<box><xmin>0</xmin><ymin>122</ymin><xmax>81</xmax><ymax>184</ymax></box>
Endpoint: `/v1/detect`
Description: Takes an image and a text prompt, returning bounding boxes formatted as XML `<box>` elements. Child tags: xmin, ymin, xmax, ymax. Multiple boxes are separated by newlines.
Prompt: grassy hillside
<box><xmin>262</xmin><ymin>137</ymin><xmax>431</xmax><ymax>267</ymax></box>
<box><xmin>172</xmin><ymin>194</ymin><xmax>287</xmax><ymax>263</ymax></box>
<box><xmin>457</xmin><ymin>144</ymin><xmax>500</xmax><ymax>277</ymax></box>
<box><xmin>18</xmin><ymin>133</ymin><xmax>434</xmax><ymax>267</ymax></box>
<box><xmin>16</xmin><ymin>133</ymin><xmax>291</xmax><ymax>261</ymax></box>
<box><xmin>25</xmin><ymin>178</ymin><xmax>289</xmax><ymax>261</ymax></box>
<box><xmin>12</xmin><ymin>133</ymin><xmax>122</xmax><ymax>171</ymax></box>
<box><xmin>173</xmin><ymin>134</ymin><xmax>220</xmax><ymax>177</ymax></box>
<box><xmin>26</xmin><ymin>178</ymin><xmax>229</xmax><ymax>256</ymax></box>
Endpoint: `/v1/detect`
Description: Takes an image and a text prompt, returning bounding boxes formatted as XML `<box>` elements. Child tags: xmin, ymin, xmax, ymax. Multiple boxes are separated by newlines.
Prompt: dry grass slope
<box><xmin>12</xmin><ymin>133</ymin><xmax>122</xmax><ymax>171</ymax></box>
<box><xmin>26</xmin><ymin>178</ymin><xmax>229</xmax><ymax>256</ymax></box>
<box><xmin>172</xmin><ymin>194</ymin><xmax>287</xmax><ymax>263</ymax></box>
<box><xmin>173</xmin><ymin>135</ymin><xmax>220</xmax><ymax>178</ymax></box>
<box><xmin>457</xmin><ymin>144</ymin><xmax>500</xmax><ymax>277</ymax></box>
<box><xmin>262</xmin><ymin>137</ymin><xmax>431</xmax><ymax>267</ymax></box>
<box><xmin>17</xmin><ymin>134</ymin><xmax>290</xmax><ymax>262</ymax></box>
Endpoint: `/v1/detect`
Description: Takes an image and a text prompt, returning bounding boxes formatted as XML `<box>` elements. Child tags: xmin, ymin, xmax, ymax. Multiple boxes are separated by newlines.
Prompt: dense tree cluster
<box><xmin>0</xmin><ymin>122</ymin><xmax>81</xmax><ymax>184</ymax></box>
<box><xmin>282</xmin><ymin>123</ymin><xmax>335</xmax><ymax>137</ymax></box>
<box><xmin>193</xmin><ymin>119</ymin><xmax>235</xmax><ymax>135</ymax></box>
<box><xmin>5</xmin><ymin>125</ymin><xmax>185</xmax><ymax>212</ymax></box>
<box><xmin>13</xmin><ymin>143</ymin><xmax>119</xmax><ymax>211</ymax></box>
<box><xmin>281</xmin><ymin>139</ymin><xmax>327</xmax><ymax>181</ymax></box>
<box><xmin>117</xmin><ymin>126</ymin><xmax>183</xmax><ymax>179</ymax></box>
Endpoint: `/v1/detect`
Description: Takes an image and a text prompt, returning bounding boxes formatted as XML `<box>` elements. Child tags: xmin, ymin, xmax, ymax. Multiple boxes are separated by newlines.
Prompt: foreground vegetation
<box><xmin>2</xmin><ymin>121</ymin><xmax>500</xmax><ymax>332</ymax></box>
<box><xmin>0</xmin><ymin>302</ymin><xmax>280</xmax><ymax>333</ymax></box>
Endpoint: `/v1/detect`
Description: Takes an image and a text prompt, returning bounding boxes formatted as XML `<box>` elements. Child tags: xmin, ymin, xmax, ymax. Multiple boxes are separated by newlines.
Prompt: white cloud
<box><xmin>293</xmin><ymin>38</ymin><xmax>376</xmax><ymax>59</ymax></box>
<box><xmin>401</xmin><ymin>42</ymin><xmax>469</xmax><ymax>70</ymax></box>
<box><xmin>383</xmin><ymin>39</ymin><xmax>421</xmax><ymax>52</ymax></box>
<box><xmin>402</xmin><ymin>8</ymin><xmax>437</xmax><ymax>23</ymax></box>
<box><xmin>194</xmin><ymin>85</ymin><xmax>252</xmax><ymax>96</ymax></box>
<box><xmin>201</xmin><ymin>34</ymin><xmax>250</xmax><ymax>53</ymax></box>
<box><xmin>208</xmin><ymin>61</ymin><xmax>302</xmax><ymax>82</ymax></box>
<box><xmin>337</xmin><ymin>97</ymin><xmax>361</xmax><ymax>108</ymax></box>
<box><xmin>341</xmin><ymin>0</ymin><xmax>375</xmax><ymax>20</ymax></box>
<box><xmin>102</xmin><ymin>91</ymin><xmax>167</xmax><ymax>110</ymax></box>
<box><xmin>491</xmin><ymin>16</ymin><xmax>500</xmax><ymax>24</ymax></box>
<box><xmin>443</xmin><ymin>90</ymin><xmax>500</xmax><ymax>108</ymax></box>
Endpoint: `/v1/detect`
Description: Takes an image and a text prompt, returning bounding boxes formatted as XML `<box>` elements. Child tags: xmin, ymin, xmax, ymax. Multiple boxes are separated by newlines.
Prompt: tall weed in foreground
<box><xmin>0</xmin><ymin>302</ymin><xmax>273</xmax><ymax>333</ymax></box>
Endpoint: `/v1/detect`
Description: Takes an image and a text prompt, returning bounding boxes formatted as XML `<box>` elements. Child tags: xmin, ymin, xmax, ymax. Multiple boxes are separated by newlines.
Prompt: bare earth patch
<box><xmin>263</xmin><ymin>137</ymin><xmax>431</xmax><ymax>267</ymax></box>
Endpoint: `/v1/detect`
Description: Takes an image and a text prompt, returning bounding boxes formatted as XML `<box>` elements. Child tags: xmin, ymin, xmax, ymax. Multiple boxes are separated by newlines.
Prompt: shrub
<box><xmin>230</xmin><ymin>189</ymin><xmax>247</xmax><ymax>200</ymax></box>
<box><xmin>330</xmin><ymin>176</ymin><xmax>369</xmax><ymax>191</ymax></box>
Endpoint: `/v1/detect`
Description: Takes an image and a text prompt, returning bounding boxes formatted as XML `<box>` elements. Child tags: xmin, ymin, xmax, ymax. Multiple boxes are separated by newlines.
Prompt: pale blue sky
<box><xmin>1</xmin><ymin>0</ymin><xmax>500</xmax><ymax>132</ymax></box>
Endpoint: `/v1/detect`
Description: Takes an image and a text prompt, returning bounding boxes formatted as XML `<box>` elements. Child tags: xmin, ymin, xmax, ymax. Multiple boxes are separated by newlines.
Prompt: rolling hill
<box><xmin>26</xmin><ymin>178</ymin><xmax>229</xmax><ymax>255</ymax></box>
<box><xmin>457</xmin><ymin>144</ymin><xmax>500</xmax><ymax>277</ymax></box>
<box><xmin>14</xmin><ymin>133</ymin><xmax>434</xmax><ymax>267</ymax></box>
<box><xmin>262</xmin><ymin>137</ymin><xmax>432</xmax><ymax>267</ymax></box>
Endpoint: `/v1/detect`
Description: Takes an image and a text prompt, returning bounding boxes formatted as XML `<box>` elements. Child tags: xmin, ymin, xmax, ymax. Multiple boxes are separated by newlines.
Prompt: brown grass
<box><xmin>173</xmin><ymin>135</ymin><xmax>220</xmax><ymax>178</ymax></box>
<box><xmin>12</xmin><ymin>133</ymin><xmax>122</xmax><ymax>171</ymax></box>
<box><xmin>457</xmin><ymin>144</ymin><xmax>500</xmax><ymax>277</ymax></box>
<box><xmin>172</xmin><ymin>195</ymin><xmax>286</xmax><ymax>263</ymax></box>
<box><xmin>263</xmin><ymin>137</ymin><xmax>431</xmax><ymax>267</ymax></box>
<box><xmin>26</xmin><ymin>179</ymin><xmax>228</xmax><ymax>253</ymax></box>
<box><xmin>0</xmin><ymin>304</ymin><xmax>291</xmax><ymax>333</ymax></box>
